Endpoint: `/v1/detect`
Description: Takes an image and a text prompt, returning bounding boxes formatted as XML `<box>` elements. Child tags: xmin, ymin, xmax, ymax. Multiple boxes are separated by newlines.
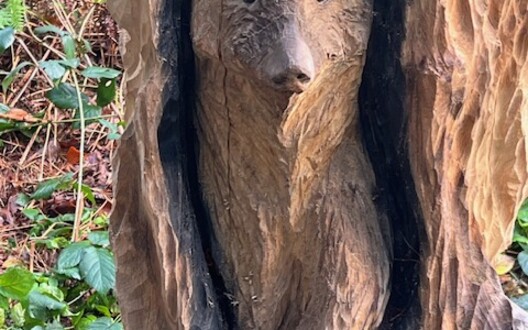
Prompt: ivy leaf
<box><xmin>0</xmin><ymin>27</ymin><xmax>15</xmax><ymax>54</ymax></box>
<box><xmin>81</xmin><ymin>67</ymin><xmax>121</xmax><ymax>79</ymax></box>
<box><xmin>57</xmin><ymin>241</ymin><xmax>91</xmax><ymax>270</ymax></box>
<box><xmin>96</xmin><ymin>78</ymin><xmax>116</xmax><ymax>107</ymax></box>
<box><xmin>88</xmin><ymin>231</ymin><xmax>110</xmax><ymax>248</ymax></box>
<box><xmin>87</xmin><ymin>317</ymin><xmax>123</xmax><ymax>330</ymax></box>
<box><xmin>518</xmin><ymin>251</ymin><xmax>528</xmax><ymax>276</ymax></box>
<box><xmin>0</xmin><ymin>267</ymin><xmax>35</xmax><ymax>300</ymax></box>
<box><xmin>46</xmin><ymin>83</ymin><xmax>89</xmax><ymax>110</ymax></box>
<box><xmin>39</xmin><ymin>60</ymin><xmax>67</xmax><ymax>80</ymax></box>
<box><xmin>31</xmin><ymin>173</ymin><xmax>74</xmax><ymax>200</ymax></box>
<box><xmin>2</xmin><ymin>61</ymin><xmax>32</xmax><ymax>93</ymax></box>
<box><xmin>79</xmin><ymin>247</ymin><xmax>116</xmax><ymax>294</ymax></box>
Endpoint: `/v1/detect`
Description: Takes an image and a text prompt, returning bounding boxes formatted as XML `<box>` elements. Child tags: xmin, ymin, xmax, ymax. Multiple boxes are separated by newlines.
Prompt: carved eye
<box><xmin>243</xmin><ymin>0</ymin><xmax>256</xmax><ymax>4</ymax></box>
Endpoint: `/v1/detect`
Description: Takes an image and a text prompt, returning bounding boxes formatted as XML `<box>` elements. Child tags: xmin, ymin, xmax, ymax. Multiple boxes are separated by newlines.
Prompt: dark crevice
<box><xmin>156</xmin><ymin>0</ymin><xmax>236</xmax><ymax>328</ymax></box>
<box><xmin>359</xmin><ymin>0</ymin><xmax>425</xmax><ymax>329</ymax></box>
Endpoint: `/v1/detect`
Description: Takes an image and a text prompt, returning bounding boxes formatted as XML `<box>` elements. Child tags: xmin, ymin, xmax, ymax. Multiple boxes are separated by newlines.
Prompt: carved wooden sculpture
<box><xmin>192</xmin><ymin>0</ymin><xmax>390</xmax><ymax>328</ymax></box>
<box><xmin>109</xmin><ymin>0</ymin><xmax>528</xmax><ymax>328</ymax></box>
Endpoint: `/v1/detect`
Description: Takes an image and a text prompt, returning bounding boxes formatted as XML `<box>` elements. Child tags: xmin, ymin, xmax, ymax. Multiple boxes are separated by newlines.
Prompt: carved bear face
<box><xmin>192</xmin><ymin>0</ymin><xmax>372</xmax><ymax>93</ymax></box>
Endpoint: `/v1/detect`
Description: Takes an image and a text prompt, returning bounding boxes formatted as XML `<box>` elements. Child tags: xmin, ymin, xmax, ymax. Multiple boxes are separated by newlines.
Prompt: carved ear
<box><xmin>191</xmin><ymin>0</ymin><xmax>221</xmax><ymax>59</ymax></box>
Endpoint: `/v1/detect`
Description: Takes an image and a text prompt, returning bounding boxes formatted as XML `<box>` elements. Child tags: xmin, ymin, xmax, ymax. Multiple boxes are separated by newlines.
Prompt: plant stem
<box><xmin>72</xmin><ymin>72</ymin><xmax>85</xmax><ymax>242</ymax></box>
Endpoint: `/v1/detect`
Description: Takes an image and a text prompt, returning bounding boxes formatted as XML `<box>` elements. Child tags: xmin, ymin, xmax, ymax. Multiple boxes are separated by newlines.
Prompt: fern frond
<box><xmin>0</xmin><ymin>10</ymin><xmax>10</xmax><ymax>29</ymax></box>
<box><xmin>3</xmin><ymin>0</ymin><xmax>26</xmax><ymax>31</ymax></box>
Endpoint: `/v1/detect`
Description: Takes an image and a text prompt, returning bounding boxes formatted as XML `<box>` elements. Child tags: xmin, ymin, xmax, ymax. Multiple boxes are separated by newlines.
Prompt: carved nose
<box><xmin>271</xmin><ymin>66</ymin><xmax>313</xmax><ymax>93</ymax></box>
<box><xmin>263</xmin><ymin>23</ymin><xmax>315</xmax><ymax>93</ymax></box>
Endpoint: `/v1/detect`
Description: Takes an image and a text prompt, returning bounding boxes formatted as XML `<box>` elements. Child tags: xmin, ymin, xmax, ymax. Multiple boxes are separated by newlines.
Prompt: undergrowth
<box><xmin>0</xmin><ymin>0</ymin><xmax>123</xmax><ymax>329</ymax></box>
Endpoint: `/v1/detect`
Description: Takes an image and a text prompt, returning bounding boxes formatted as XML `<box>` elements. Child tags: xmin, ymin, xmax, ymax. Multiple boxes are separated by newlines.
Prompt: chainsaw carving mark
<box><xmin>191</xmin><ymin>0</ymin><xmax>390</xmax><ymax>328</ymax></box>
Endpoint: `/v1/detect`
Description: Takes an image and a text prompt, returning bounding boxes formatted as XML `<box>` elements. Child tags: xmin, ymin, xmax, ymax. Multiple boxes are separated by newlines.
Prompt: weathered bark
<box><xmin>109</xmin><ymin>0</ymin><xmax>528</xmax><ymax>328</ymax></box>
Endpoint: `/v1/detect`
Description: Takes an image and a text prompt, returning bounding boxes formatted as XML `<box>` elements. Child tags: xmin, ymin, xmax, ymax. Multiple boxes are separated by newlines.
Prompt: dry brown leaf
<box><xmin>66</xmin><ymin>146</ymin><xmax>81</xmax><ymax>165</ymax></box>
<box><xmin>0</xmin><ymin>108</ymin><xmax>39</xmax><ymax>123</ymax></box>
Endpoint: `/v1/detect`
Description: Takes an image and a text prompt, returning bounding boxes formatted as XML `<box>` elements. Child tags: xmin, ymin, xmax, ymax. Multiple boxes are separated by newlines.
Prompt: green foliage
<box><xmin>0</xmin><ymin>27</ymin><xmax>15</xmax><ymax>54</ymax></box>
<box><xmin>1</xmin><ymin>187</ymin><xmax>121</xmax><ymax>329</ymax></box>
<box><xmin>0</xmin><ymin>0</ymin><xmax>26</xmax><ymax>31</ymax></box>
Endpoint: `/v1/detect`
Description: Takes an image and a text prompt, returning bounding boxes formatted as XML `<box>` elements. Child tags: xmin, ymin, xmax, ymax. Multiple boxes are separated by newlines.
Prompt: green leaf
<box><xmin>11</xmin><ymin>302</ymin><xmax>25</xmax><ymax>327</ymax></box>
<box><xmin>518</xmin><ymin>251</ymin><xmax>528</xmax><ymax>276</ymax></box>
<box><xmin>88</xmin><ymin>232</ymin><xmax>110</xmax><ymax>248</ymax></box>
<box><xmin>0</xmin><ymin>295</ymin><xmax>8</xmax><ymax>309</ymax></box>
<box><xmin>0</xmin><ymin>307</ymin><xmax>4</xmax><ymax>327</ymax></box>
<box><xmin>46</xmin><ymin>83</ymin><xmax>89</xmax><ymax>110</ymax></box>
<box><xmin>96</xmin><ymin>78</ymin><xmax>116</xmax><ymax>107</ymax></box>
<box><xmin>45</xmin><ymin>320</ymin><xmax>65</xmax><ymax>330</ymax></box>
<box><xmin>87</xmin><ymin>317</ymin><xmax>122</xmax><ymax>330</ymax></box>
<box><xmin>512</xmin><ymin>294</ymin><xmax>528</xmax><ymax>311</ymax></box>
<box><xmin>62</xmin><ymin>34</ymin><xmax>76</xmax><ymax>59</ymax></box>
<box><xmin>81</xmin><ymin>67</ymin><xmax>121</xmax><ymax>79</ymax></box>
<box><xmin>0</xmin><ymin>267</ymin><xmax>35</xmax><ymax>300</ymax></box>
<box><xmin>73</xmin><ymin>103</ymin><xmax>102</xmax><ymax>129</ymax></box>
<box><xmin>0</xmin><ymin>27</ymin><xmax>15</xmax><ymax>54</ymax></box>
<box><xmin>28</xmin><ymin>290</ymin><xmax>67</xmax><ymax>320</ymax></box>
<box><xmin>58</xmin><ymin>58</ymin><xmax>80</xmax><ymax>68</ymax></box>
<box><xmin>31</xmin><ymin>173</ymin><xmax>74</xmax><ymax>200</ymax></box>
<box><xmin>98</xmin><ymin>119</ymin><xmax>120</xmax><ymax>140</ymax></box>
<box><xmin>22</xmin><ymin>208</ymin><xmax>44</xmax><ymax>221</ymax></box>
<box><xmin>73</xmin><ymin>183</ymin><xmax>96</xmax><ymax>205</ymax></box>
<box><xmin>38</xmin><ymin>283</ymin><xmax>64</xmax><ymax>302</ymax></box>
<box><xmin>513</xmin><ymin>224</ymin><xmax>528</xmax><ymax>244</ymax></box>
<box><xmin>34</xmin><ymin>25</ymin><xmax>65</xmax><ymax>37</ymax></box>
<box><xmin>16</xmin><ymin>193</ymin><xmax>30</xmax><ymax>207</ymax></box>
<box><xmin>79</xmin><ymin>247</ymin><xmax>116</xmax><ymax>294</ymax></box>
<box><xmin>77</xmin><ymin>315</ymin><xmax>97</xmax><ymax>329</ymax></box>
<box><xmin>39</xmin><ymin>60</ymin><xmax>66</xmax><ymax>80</ymax></box>
<box><xmin>55</xmin><ymin>267</ymin><xmax>81</xmax><ymax>280</ymax></box>
<box><xmin>2</xmin><ymin>61</ymin><xmax>32</xmax><ymax>93</ymax></box>
<box><xmin>57</xmin><ymin>241</ymin><xmax>91</xmax><ymax>270</ymax></box>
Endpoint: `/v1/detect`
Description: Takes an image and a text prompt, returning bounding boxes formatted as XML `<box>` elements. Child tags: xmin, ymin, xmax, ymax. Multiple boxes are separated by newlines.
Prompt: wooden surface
<box><xmin>404</xmin><ymin>0</ymin><xmax>528</xmax><ymax>328</ymax></box>
<box><xmin>109</xmin><ymin>0</ymin><xmax>528</xmax><ymax>328</ymax></box>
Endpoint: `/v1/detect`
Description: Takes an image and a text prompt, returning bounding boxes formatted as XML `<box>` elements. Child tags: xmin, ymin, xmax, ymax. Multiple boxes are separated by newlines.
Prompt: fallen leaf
<box><xmin>66</xmin><ymin>146</ymin><xmax>81</xmax><ymax>165</ymax></box>
<box><xmin>0</xmin><ymin>108</ymin><xmax>39</xmax><ymax>123</ymax></box>
<box><xmin>495</xmin><ymin>253</ymin><xmax>515</xmax><ymax>275</ymax></box>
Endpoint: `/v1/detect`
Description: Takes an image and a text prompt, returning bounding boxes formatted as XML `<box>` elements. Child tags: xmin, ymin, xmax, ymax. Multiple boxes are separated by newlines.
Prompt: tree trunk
<box><xmin>109</xmin><ymin>0</ymin><xmax>528</xmax><ymax>328</ymax></box>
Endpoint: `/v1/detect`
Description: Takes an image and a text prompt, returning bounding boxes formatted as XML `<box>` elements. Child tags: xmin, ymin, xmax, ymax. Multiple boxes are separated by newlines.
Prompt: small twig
<box><xmin>15</xmin><ymin>37</ymin><xmax>54</xmax><ymax>86</ymax></box>
<box><xmin>18</xmin><ymin>125</ymin><xmax>43</xmax><ymax>166</ymax></box>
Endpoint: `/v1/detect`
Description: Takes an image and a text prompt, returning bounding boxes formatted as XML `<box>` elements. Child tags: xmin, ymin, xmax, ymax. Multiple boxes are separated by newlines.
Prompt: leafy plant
<box><xmin>0</xmin><ymin>0</ymin><xmax>26</xmax><ymax>31</ymax></box>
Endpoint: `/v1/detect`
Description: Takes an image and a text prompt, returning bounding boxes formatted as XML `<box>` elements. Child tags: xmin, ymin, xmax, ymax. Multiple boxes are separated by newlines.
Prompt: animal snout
<box><xmin>262</xmin><ymin>23</ymin><xmax>315</xmax><ymax>93</ymax></box>
<box><xmin>271</xmin><ymin>65</ymin><xmax>313</xmax><ymax>93</ymax></box>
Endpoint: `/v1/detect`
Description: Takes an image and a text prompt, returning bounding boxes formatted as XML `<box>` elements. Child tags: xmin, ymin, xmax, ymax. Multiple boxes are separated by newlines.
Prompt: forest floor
<box><xmin>0</xmin><ymin>0</ymin><xmax>123</xmax><ymax>327</ymax></box>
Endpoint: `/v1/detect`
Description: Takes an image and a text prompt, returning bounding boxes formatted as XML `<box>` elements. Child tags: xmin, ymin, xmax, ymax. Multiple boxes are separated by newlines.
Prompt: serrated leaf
<box><xmin>31</xmin><ymin>173</ymin><xmax>74</xmax><ymax>200</ymax></box>
<box><xmin>88</xmin><ymin>232</ymin><xmax>110</xmax><ymax>248</ymax></box>
<box><xmin>2</xmin><ymin>61</ymin><xmax>32</xmax><ymax>93</ymax></box>
<box><xmin>0</xmin><ymin>307</ymin><xmax>4</xmax><ymax>327</ymax></box>
<box><xmin>57</xmin><ymin>241</ymin><xmax>91</xmax><ymax>270</ymax></box>
<box><xmin>46</xmin><ymin>83</ymin><xmax>89</xmax><ymax>110</ymax></box>
<box><xmin>0</xmin><ymin>267</ymin><xmax>35</xmax><ymax>300</ymax></box>
<box><xmin>518</xmin><ymin>251</ymin><xmax>528</xmax><ymax>276</ymax></box>
<box><xmin>55</xmin><ymin>267</ymin><xmax>81</xmax><ymax>280</ymax></box>
<box><xmin>87</xmin><ymin>317</ymin><xmax>123</xmax><ymax>330</ymax></box>
<box><xmin>81</xmin><ymin>67</ymin><xmax>121</xmax><ymax>79</ymax></box>
<box><xmin>96</xmin><ymin>78</ymin><xmax>116</xmax><ymax>107</ymax></box>
<box><xmin>39</xmin><ymin>60</ymin><xmax>66</xmax><ymax>80</ymax></box>
<box><xmin>0</xmin><ymin>27</ymin><xmax>15</xmax><ymax>54</ymax></box>
<box><xmin>0</xmin><ymin>295</ymin><xmax>8</xmax><ymax>309</ymax></box>
<box><xmin>79</xmin><ymin>247</ymin><xmax>115</xmax><ymax>294</ymax></box>
<box><xmin>34</xmin><ymin>25</ymin><xmax>65</xmax><ymax>37</ymax></box>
